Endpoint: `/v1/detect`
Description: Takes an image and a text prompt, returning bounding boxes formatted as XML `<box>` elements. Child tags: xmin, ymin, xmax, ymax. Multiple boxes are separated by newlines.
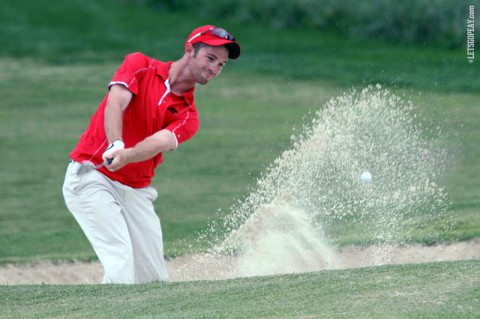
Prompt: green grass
<box><xmin>2</xmin><ymin>260</ymin><xmax>479</xmax><ymax>318</ymax></box>
<box><xmin>0</xmin><ymin>59</ymin><xmax>337</xmax><ymax>261</ymax></box>
<box><xmin>1</xmin><ymin>58</ymin><xmax>478</xmax><ymax>262</ymax></box>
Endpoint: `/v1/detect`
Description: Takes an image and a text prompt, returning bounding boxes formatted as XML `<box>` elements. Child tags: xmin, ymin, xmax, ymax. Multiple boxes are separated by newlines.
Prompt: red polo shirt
<box><xmin>70</xmin><ymin>52</ymin><xmax>200</xmax><ymax>188</ymax></box>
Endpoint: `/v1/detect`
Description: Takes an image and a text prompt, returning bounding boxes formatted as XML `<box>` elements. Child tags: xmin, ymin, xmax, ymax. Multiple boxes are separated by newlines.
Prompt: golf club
<box><xmin>76</xmin><ymin>158</ymin><xmax>113</xmax><ymax>175</ymax></box>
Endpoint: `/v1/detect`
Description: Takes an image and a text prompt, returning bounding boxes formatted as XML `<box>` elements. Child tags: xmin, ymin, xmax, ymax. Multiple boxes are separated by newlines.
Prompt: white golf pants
<box><xmin>62</xmin><ymin>161</ymin><xmax>168</xmax><ymax>284</ymax></box>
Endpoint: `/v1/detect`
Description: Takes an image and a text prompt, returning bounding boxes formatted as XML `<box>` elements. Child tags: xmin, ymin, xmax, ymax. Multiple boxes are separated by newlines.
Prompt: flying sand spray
<box><xmin>178</xmin><ymin>85</ymin><xmax>451</xmax><ymax>280</ymax></box>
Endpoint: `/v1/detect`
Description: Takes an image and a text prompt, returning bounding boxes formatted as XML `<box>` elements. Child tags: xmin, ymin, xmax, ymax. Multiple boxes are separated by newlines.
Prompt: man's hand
<box><xmin>102</xmin><ymin>139</ymin><xmax>125</xmax><ymax>167</ymax></box>
<box><xmin>104</xmin><ymin>148</ymin><xmax>132</xmax><ymax>172</ymax></box>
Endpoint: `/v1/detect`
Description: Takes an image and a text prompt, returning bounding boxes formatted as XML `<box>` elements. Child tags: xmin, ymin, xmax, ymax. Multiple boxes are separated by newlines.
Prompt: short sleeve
<box><xmin>165</xmin><ymin>104</ymin><xmax>200</xmax><ymax>149</ymax></box>
<box><xmin>108</xmin><ymin>52</ymin><xmax>151</xmax><ymax>95</ymax></box>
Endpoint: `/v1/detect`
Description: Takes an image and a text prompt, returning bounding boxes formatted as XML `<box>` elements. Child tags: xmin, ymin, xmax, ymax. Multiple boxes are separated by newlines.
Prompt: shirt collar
<box><xmin>156</xmin><ymin>61</ymin><xmax>195</xmax><ymax>106</ymax></box>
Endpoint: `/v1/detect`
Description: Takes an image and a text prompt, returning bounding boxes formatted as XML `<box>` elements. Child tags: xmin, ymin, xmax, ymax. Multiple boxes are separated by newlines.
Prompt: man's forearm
<box><xmin>104</xmin><ymin>85</ymin><xmax>133</xmax><ymax>143</ymax></box>
<box><xmin>106</xmin><ymin>130</ymin><xmax>176</xmax><ymax>171</ymax></box>
<box><xmin>104</xmin><ymin>103</ymin><xmax>123</xmax><ymax>143</ymax></box>
<box><xmin>125</xmin><ymin>130</ymin><xmax>177</xmax><ymax>162</ymax></box>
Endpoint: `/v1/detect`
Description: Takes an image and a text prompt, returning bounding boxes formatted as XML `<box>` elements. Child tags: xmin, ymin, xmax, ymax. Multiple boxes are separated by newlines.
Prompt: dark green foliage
<box><xmin>164</xmin><ymin>0</ymin><xmax>479</xmax><ymax>48</ymax></box>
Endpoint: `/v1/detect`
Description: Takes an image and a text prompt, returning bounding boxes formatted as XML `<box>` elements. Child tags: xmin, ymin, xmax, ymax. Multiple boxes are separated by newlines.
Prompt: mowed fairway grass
<box><xmin>2</xmin><ymin>261</ymin><xmax>479</xmax><ymax>319</ymax></box>
<box><xmin>0</xmin><ymin>1</ymin><xmax>479</xmax><ymax>318</ymax></box>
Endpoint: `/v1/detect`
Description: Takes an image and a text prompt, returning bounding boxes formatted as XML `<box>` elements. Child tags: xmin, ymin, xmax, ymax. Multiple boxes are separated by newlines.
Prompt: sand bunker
<box><xmin>1</xmin><ymin>239</ymin><xmax>478</xmax><ymax>285</ymax></box>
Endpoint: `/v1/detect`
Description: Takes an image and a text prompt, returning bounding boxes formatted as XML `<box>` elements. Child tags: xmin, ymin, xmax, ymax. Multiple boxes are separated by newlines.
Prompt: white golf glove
<box><xmin>102</xmin><ymin>139</ymin><xmax>125</xmax><ymax>164</ymax></box>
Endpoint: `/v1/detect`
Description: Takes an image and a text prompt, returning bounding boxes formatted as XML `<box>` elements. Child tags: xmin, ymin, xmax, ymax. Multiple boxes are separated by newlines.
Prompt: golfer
<box><xmin>62</xmin><ymin>25</ymin><xmax>241</xmax><ymax>284</ymax></box>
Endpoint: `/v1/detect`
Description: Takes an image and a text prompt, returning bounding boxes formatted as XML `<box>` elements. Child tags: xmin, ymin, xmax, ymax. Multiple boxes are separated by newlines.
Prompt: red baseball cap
<box><xmin>185</xmin><ymin>25</ymin><xmax>241</xmax><ymax>60</ymax></box>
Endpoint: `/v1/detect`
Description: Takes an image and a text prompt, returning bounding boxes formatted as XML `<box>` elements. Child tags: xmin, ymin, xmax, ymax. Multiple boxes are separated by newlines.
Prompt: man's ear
<box><xmin>185</xmin><ymin>43</ymin><xmax>195</xmax><ymax>58</ymax></box>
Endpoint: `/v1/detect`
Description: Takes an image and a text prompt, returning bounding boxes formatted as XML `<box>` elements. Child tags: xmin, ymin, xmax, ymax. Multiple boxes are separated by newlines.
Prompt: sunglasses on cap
<box><xmin>188</xmin><ymin>27</ymin><xmax>236</xmax><ymax>43</ymax></box>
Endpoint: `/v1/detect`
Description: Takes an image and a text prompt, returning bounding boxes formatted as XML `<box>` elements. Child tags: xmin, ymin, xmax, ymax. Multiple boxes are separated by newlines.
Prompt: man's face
<box><xmin>190</xmin><ymin>45</ymin><xmax>229</xmax><ymax>85</ymax></box>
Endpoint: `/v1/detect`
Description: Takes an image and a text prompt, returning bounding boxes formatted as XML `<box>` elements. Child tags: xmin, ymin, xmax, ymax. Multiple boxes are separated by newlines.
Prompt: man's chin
<box><xmin>197</xmin><ymin>78</ymin><xmax>210</xmax><ymax>85</ymax></box>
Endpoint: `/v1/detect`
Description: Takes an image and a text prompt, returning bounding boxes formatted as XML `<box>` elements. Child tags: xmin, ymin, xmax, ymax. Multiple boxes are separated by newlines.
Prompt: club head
<box><xmin>76</xmin><ymin>161</ymin><xmax>96</xmax><ymax>175</ymax></box>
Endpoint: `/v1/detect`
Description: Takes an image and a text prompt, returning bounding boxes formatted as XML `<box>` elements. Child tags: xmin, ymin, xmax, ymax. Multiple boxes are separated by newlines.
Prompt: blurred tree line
<box><xmin>127</xmin><ymin>0</ymin><xmax>478</xmax><ymax>49</ymax></box>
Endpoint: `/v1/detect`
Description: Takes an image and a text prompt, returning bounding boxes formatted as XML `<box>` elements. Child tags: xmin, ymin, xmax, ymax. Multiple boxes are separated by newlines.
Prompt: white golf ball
<box><xmin>360</xmin><ymin>171</ymin><xmax>372</xmax><ymax>183</ymax></box>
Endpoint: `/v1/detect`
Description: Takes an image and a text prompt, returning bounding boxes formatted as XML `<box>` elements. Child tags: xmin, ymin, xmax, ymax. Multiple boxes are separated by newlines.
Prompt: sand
<box><xmin>1</xmin><ymin>239</ymin><xmax>478</xmax><ymax>285</ymax></box>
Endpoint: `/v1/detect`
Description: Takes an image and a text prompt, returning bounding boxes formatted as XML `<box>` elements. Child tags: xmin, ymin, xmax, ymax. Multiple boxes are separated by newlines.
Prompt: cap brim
<box><xmin>225</xmin><ymin>42</ymin><xmax>241</xmax><ymax>60</ymax></box>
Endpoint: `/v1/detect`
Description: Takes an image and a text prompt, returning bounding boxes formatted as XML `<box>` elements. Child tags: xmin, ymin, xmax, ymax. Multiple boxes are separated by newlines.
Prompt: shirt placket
<box><xmin>158</xmin><ymin>79</ymin><xmax>170</xmax><ymax>105</ymax></box>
